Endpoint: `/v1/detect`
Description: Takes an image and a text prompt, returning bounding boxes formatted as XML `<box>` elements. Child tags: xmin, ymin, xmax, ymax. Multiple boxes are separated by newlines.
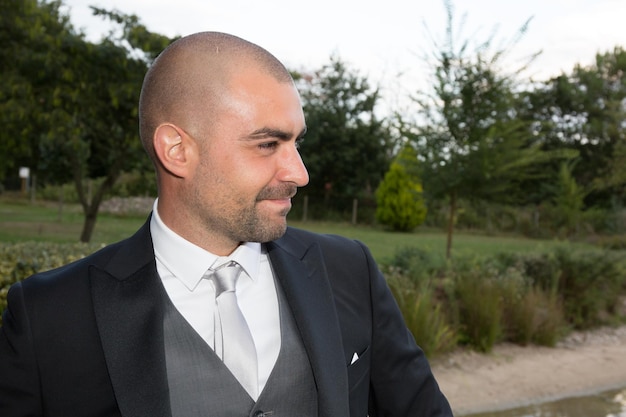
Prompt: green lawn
<box><xmin>0</xmin><ymin>198</ymin><xmax>147</xmax><ymax>244</ymax></box>
<box><xmin>0</xmin><ymin>196</ymin><xmax>595</xmax><ymax>263</ymax></box>
<box><xmin>287</xmin><ymin>220</ymin><xmax>592</xmax><ymax>263</ymax></box>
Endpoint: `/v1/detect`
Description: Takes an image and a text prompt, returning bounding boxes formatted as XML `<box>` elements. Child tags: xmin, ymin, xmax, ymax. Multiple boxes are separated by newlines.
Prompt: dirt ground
<box><xmin>430</xmin><ymin>325</ymin><xmax>626</xmax><ymax>416</ymax></box>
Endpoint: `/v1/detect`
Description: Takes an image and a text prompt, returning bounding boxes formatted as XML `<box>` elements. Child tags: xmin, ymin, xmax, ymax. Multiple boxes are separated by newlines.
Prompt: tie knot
<box><xmin>208</xmin><ymin>262</ymin><xmax>242</xmax><ymax>297</ymax></box>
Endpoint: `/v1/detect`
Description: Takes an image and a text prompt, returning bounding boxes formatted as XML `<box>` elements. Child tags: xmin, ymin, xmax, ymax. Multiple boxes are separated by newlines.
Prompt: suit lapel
<box><xmin>267</xmin><ymin>230</ymin><xmax>350</xmax><ymax>417</ymax></box>
<box><xmin>90</xmin><ymin>220</ymin><xmax>171</xmax><ymax>417</ymax></box>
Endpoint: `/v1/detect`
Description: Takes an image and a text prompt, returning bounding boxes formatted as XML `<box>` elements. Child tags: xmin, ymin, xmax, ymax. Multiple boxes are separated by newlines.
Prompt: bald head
<box><xmin>138</xmin><ymin>32</ymin><xmax>294</xmax><ymax>162</ymax></box>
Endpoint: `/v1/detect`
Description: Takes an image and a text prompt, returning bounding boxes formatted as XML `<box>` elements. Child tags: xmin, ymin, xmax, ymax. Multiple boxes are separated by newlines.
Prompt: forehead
<box><xmin>219</xmin><ymin>68</ymin><xmax>305</xmax><ymax>128</ymax></box>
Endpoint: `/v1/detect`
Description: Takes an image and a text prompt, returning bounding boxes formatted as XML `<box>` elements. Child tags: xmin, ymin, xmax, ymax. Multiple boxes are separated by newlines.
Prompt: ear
<box><xmin>153</xmin><ymin>123</ymin><xmax>197</xmax><ymax>178</ymax></box>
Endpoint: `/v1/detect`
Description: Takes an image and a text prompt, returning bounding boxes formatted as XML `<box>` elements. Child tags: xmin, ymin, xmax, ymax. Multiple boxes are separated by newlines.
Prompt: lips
<box><xmin>256</xmin><ymin>185</ymin><xmax>298</xmax><ymax>201</ymax></box>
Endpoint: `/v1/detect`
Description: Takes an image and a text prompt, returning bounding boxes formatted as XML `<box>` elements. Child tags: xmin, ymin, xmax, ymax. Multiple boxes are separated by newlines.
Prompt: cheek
<box><xmin>231</xmin><ymin>156</ymin><xmax>274</xmax><ymax>185</ymax></box>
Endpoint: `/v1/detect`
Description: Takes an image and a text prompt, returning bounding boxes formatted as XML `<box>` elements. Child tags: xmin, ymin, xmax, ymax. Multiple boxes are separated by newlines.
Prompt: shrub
<box><xmin>450</xmin><ymin>258</ymin><xmax>503</xmax><ymax>353</ymax></box>
<box><xmin>111</xmin><ymin>171</ymin><xmax>157</xmax><ymax>198</ymax></box>
<box><xmin>385</xmin><ymin>246</ymin><xmax>443</xmax><ymax>289</ymax></box>
<box><xmin>554</xmin><ymin>247</ymin><xmax>626</xmax><ymax>329</ymax></box>
<box><xmin>594</xmin><ymin>235</ymin><xmax>626</xmax><ymax>251</ymax></box>
<box><xmin>37</xmin><ymin>182</ymin><xmax>80</xmax><ymax>203</ymax></box>
<box><xmin>384</xmin><ymin>243</ymin><xmax>626</xmax><ymax>355</ymax></box>
<box><xmin>375</xmin><ymin>162</ymin><xmax>427</xmax><ymax>232</ymax></box>
<box><xmin>494</xmin><ymin>251</ymin><xmax>561</xmax><ymax>293</ymax></box>
<box><xmin>502</xmin><ymin>283</ymin><xmax>566</xmax><ymax>347</ymax></box>
<box><xmin>35</xmin><ymin>172</ymin><xmax>157</xmax><ymax>205</ymax></box>
<box><xmin>526</xmin><ymin>288</ymin><xmax>566</xmax><ymax>346</ymax></box>
<box><xmin>457</xmin><ymin>279</ymin><xmax>502</xmax><ymax>352</ymax></box>
<box><xmin>387</xmin><ymin>274</ymin><xmax>457</xmax><ymax>357</ymax></box>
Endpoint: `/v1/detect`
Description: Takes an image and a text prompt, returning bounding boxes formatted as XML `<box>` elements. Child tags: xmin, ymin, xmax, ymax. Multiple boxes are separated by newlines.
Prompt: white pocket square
<box><xmin>350</xmin><ymin>352</ymin><xmax>359</xmax><ymax>365</ymax></box>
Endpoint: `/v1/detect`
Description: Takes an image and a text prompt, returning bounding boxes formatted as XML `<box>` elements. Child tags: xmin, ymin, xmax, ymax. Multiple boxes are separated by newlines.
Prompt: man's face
<box><xmin>185</xmin><ymin>68</ymin><xmax>309</xmax><ymax>249</ymax></box>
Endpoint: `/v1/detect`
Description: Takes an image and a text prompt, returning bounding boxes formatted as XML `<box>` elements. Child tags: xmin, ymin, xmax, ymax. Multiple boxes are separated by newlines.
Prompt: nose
<box><xmin>279</xmin><ymin>144</ymin><xmax>309</xmax><ymax>187</ymax></box>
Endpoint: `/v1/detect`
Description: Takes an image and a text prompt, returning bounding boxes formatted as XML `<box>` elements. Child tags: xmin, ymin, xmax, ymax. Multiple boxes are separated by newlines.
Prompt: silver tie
<box><xmin>207</xmin><ymin>262</ymin><xmax>258</xmax><ymax>399</ymax></box>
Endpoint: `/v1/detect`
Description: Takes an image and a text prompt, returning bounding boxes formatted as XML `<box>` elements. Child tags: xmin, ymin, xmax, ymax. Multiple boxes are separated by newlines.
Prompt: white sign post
<box><xmin>19</xmin><ymin>167</ymin><xmax>30</xmax><ymax>195</ymax></box>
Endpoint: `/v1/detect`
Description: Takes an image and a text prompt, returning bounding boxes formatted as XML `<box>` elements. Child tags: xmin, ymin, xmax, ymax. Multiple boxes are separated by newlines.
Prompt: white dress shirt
<box><xmin>149</xmin><ymin>200</ymin><xmax>281</xmax><ymax>396</ymax></box>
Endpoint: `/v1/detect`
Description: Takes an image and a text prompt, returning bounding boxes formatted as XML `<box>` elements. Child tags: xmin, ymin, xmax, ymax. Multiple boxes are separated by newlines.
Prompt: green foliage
<box><xmin>387</xmin><ymin>274</ymin><xmax>457</xmax><ymax>357</ymax></box>
<box><xmin>595</xmin><ymin>235</ymin><xmax>626</xmax><ymax>250</ymax></box>
<box><xmin>385</xmin><ymin>244</ymin><xmax>625</xmax><ymax>355</ymax></box>
<box><xmin>37</xmin><ymin>182</ymin><xmax>80</xmax><ymax>203</ymax></box>
<box><xmin>403</xmin><ymin>1</ymin><xmax>574</xmax><ymax>258</ymax></box>
<box><xmin>385</xmin><ymin>246</ymin><xmax>443</xmax><ymax>288</ymax></box>
<box><xmin>491</xmin><ymin>248</ymin><xmax>626</xmax><ymax>330</ymax></box>
<box><xmin>497</xmin><ymin>271</ymin><xmax>565</xmax><ymax>347</ymax></box>
<box><xmin>545</xmin><ymin>160</ymin><xmax>587</xmax><ymax>235</ymax></box>
<box><xmin>35</xmin><ymin>172</ymin><xmax>157</xmax><ymax>204</ymax></box>
<box><xmin>554</xmin><ymin>247</ymin><xmax>626</xmax><ymax>329</ymax></box>
<box><xmin>0</xmin><ymin>0</ymin><xmax>173</xmax><ymax>242</ymax></box>
<box><xmin>0</xmin><ymin>0</ymin><xmax>75</xmax><ymax>182</ymax></box>
<box><xmin>451</xmin><ymin>259</ymin><xmax>503</xmax><ymax>352</ymax></box>
<box><xmin>522</xmin><ymin>47</ymin><xmax>626</xmax><ymax>209</ymax></box>
<box><xmin>376</xmin><ymin>161</ymin><xmax>427</xmax><ymax>231</ymax></box>
<box><xmin>296</xmin><ymin>56</ymin><xmax>395</xmax><ymax>215</ymax></box>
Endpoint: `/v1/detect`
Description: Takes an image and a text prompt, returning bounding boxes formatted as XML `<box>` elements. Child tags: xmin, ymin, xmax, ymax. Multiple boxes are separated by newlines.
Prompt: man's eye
<box><xmin>259</xmin><ymin>142</ymin><xmax>278</xmax><ymax>150</ymax></box>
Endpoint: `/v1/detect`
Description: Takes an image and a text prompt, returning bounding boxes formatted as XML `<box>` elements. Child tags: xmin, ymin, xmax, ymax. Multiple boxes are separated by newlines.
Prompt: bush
<box><xmin>111</xmin><ymin>171</ymin><xmax>157</xmax><ymax>198</ymax></box>
<box><xmin>37</xmin><ymin>182</ymin><xmax>80</xmax><ymax>203</ymax></box>
<box><xmin>35</xmin><ymin>171</ymin><xmax>157</xmax><ymax>205</ymax></box>
<box><xmin>452</xmin><ymin>261</ymin><xmax>503</xmax><ymax>352</ymax></box>
<box><xmin>594</xmin><ymin>235</ymin><xmax>626</xmax><ymax>250</ymax></box>
<box><xmin>387</xmin><ymin>273</ymin><xmax>457</xmax><ymax>357</ymax></box>
<box><xmin>554</xmin><ymin>247</ymin><xmax>626</xmax><ymax>329</ymax></box>
<box><xmin>384</xmin><ymin>245</ymin><xmax>622</xmax><ymax>355</ymax></box>
<box><xmin>385</xmin><ymin>246</ymin><xmax>443</xmax><ymax>289</ymax></box>
<box><xmin>375</xmin><ymin>162</ymin><xmax>427</xmax><ymax>232</ymax></box>
<box><xmin>494</xmin><ymin>251</ymin><xmax>560</xmax><ymax>293</ymax></box>
<box><xmin>502</xmin><ymin>283</ymin><xmax>565</xmax><ymax>347</ymax></box>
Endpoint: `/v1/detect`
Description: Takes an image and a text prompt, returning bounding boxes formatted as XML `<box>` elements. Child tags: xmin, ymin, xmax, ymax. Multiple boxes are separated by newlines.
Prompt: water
<box><xmin>467</xmin><ymin>387</ymin><xmax>626</xmax><ymax>417</ymax></box>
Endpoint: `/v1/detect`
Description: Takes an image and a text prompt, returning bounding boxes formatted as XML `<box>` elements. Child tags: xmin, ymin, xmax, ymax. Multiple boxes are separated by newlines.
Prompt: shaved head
<box><xmin>138</xmin><ymin>32</ymin><xmax>294</xmax><ymax>163</ymax></box>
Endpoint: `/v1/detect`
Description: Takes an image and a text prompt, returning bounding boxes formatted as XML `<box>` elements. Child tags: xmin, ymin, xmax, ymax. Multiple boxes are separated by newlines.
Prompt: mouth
<box><xmin>259</xmin><ymin>197</ymin><xmax>293</xmax><ymax>218</ymax></box>
<box><xmin>263</xmin><ymin>197</ymin><xmax>292</xmax><ymax>207</ymax></box>
<box><xmin>256</xmin><ymin>185</ymin><xmax>298</xmax><ymax>202</ymax></box>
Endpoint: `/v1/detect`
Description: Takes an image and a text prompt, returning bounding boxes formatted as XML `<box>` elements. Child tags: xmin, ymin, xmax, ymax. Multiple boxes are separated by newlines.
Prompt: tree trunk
<box><xmin>80</xmin><ymin>210</ymin><xmax>98</xmax><ymax>243</ymax></box>
<box><xmin>446</xmin><ymin>191</ymin><xmax>457</xmax><ymax>259</ymax></box>
<box><xmin>75</xmin><ymin>172</ymin><xmax>119</xmax><ymax>243</ymax></box>
<box><xmin>73</xmin><ymin>138</ymin><xmax>124</xmax><ymax>241</ymax></box>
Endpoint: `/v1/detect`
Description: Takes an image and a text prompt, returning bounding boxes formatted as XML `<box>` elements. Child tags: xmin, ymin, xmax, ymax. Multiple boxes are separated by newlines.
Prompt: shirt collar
<box><xmin>210</xmin><ymin>243</ymin><xmax>261</xmax><ymax>282</ymax></box>
<box><xmin>150</xmin><ymin>199</ymin><xmax>261</xmax><ymax>291</ymax></box>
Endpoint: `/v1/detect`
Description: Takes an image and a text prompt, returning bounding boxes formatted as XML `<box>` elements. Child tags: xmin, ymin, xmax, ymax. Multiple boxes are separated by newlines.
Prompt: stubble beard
<box><xmin>228</xmin><ymin>183</ymin><xmax>298</xmax><ymax>244</ymax></box>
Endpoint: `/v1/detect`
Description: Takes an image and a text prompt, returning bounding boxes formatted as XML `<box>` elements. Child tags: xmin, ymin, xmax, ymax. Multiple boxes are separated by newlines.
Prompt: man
<box><xmin>0</xmin><ymin>32</ymin><xmax>453</xmax><ymax>416</ymax></box>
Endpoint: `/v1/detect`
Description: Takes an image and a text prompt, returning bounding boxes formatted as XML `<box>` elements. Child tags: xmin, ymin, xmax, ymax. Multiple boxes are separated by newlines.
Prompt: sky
<box><xmin>60</xmin><ymin>0</ymin><xmax>625</xmax><ymax>111</ymax></box>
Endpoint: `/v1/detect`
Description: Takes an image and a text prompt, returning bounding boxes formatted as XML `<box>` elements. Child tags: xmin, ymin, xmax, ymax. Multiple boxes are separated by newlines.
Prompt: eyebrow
<box><xmin>247</xmin><ymin>126</ymin><xmax>307</xmax><ymax>141</ymax></box>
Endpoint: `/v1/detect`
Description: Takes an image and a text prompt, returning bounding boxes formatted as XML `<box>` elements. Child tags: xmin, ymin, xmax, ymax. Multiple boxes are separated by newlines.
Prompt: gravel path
<box><xmin>431</xmin><ymin>325</ymin><xmax>626</xmax><ymax>415</ymax></box>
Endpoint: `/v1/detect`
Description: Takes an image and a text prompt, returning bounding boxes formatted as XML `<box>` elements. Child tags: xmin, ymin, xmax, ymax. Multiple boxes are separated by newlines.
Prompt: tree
<box><xmin>295</xmin><ymin>56</ymin><xmax>396</xmax><ymax>216</ymax></box>
<box><xmin>549</xmin><ymin>160</ymin><xmax>587</xmax><ymax>235</ymax></box>
<box><xmin>1</xmin><ymin>1</ymin><xmax>173</xmax><ymax>242</ymax></box>
<box><xmin>404</xmin><ymin>0</ymin><xmax>572</xmax><ymax>258</ymax></box>
<box><xmin>376</xmin><ymin>147</ymin><xmax>427</xmax><ymax>232</ymax></box>
<box><xmin>522</xmin><ymin>47</ymin><xmax>626</xmax><ymax>208</ymax></box>
<box><xmin>0</xmin><ymin>0</ymin><xmax>75</xmax><ymax>185</ymax></box>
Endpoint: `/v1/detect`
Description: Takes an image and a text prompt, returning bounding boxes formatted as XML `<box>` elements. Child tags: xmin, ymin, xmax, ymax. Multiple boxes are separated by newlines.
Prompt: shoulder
<box><xmin>282</xmin><ymin>226</ymin><xmax>353</xmax><ymax>244</ymax></box>
<box><xmin>17</xmin><ymin>220</ymin><xmax>153</xmax><ymax>299</ymax></box>
<box><xmin>281</xmin><ymin>227</ymin><xmax>368</xmax><ymax>257</ymax></box>
<box><xmin>15</xmin><ymin>238</ymin><xmax>125</xmax><ymax>300</ymax></box>
<box><xmin>275</xmin><ymin>227</ymin><xmax>376</xmax><ymax>277</ymax></box>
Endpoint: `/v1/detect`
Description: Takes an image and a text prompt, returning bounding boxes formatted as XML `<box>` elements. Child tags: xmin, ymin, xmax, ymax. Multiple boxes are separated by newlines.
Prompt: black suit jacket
<box><xmin>0</xmin><ymin>219</ymin><xmax>452</xmax><ymax>417</ymax></box>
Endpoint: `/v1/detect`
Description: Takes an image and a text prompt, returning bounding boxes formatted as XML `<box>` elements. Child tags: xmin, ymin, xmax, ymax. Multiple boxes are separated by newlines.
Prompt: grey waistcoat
<box><xmin>163</xmin><ymin>279</ymin><xmax>318</xmax><ymax>417</ymax></box>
